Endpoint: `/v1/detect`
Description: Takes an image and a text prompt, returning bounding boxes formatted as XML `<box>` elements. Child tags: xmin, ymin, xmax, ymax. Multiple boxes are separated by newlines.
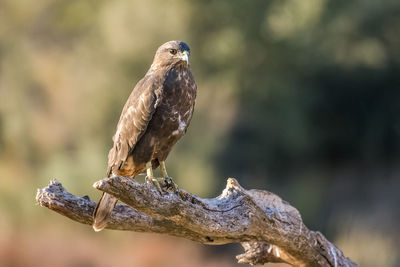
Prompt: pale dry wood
<box><xmin>36</xmin><ymin>177</ymin><xmax>357</xmax><ymax>267</ymax></box>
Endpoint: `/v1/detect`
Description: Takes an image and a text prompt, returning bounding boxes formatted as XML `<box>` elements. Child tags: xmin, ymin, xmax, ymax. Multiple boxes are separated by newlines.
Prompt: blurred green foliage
<box><xmin>0</xmin><ymin>0</ymin><xmax>399</xmax><ymax>266</ymax></box>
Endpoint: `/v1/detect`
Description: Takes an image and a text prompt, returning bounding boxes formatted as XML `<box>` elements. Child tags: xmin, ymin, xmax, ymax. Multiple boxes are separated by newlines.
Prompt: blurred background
<box><xmin>0</xmin><ymin>0</ymin><xmax>399</xmax><ymax>266</ymax></box>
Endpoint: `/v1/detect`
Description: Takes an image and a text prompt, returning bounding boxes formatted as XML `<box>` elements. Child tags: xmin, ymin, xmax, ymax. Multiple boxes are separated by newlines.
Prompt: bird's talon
<box><xmin>164</xmin><ymin>177</ymin><xmax>179</xmax><ymax>193</ymax></box>
<box><xmin>145</xmin><ymin>177</ymin><xmax>164</xmax><ymax>193</ymax></box>
<box><xmin>163</xmin><ymin>177</ymin><xmax>170</xmax><ymax>186</ymax></box>
<box><xmin>163</xmin><ymin>177</ymin><xmax>172</xmax><ymax>186</ymax></box>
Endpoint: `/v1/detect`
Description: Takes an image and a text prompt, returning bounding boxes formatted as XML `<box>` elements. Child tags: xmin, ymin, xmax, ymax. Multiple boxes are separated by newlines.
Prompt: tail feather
<box><xmin>93</xmin><ymin>192</ymin><xmax>117</xmax><ymax>232</ymax></box>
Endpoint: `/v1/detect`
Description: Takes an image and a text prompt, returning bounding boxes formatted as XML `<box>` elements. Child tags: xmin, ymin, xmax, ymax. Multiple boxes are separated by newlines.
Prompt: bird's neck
<box><xmin>148</xmin><ymin>61</ymin><xmax>189</xmax><ymax>74</ymax></box>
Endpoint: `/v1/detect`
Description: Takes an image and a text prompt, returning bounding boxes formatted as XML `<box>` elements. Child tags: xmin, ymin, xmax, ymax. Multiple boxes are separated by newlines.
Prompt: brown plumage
<box><xmin>93</xmin><ymin>40</ymin><xmax>197</xmax><ymax>231</ymax></box>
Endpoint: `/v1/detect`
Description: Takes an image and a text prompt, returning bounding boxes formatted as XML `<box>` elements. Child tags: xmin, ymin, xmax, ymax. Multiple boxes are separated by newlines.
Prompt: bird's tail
<box><xmin>92</xmin><ymin>192</ymin><xmax>117</xmax><ymax>232</ymax></box>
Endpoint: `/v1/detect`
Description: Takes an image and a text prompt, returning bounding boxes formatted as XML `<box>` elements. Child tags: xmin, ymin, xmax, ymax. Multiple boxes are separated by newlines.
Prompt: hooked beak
<box><xmin>179</xmin><ymin>50</ymin><xmax>189</xmax><ymax>64</ymax></box>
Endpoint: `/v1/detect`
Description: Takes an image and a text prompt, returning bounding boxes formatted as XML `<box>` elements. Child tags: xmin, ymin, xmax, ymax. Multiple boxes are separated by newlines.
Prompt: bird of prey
<box><xmin>93</xmin><ymin>40</ymin><xmax>197</xmax><ymax>231</ymax></box>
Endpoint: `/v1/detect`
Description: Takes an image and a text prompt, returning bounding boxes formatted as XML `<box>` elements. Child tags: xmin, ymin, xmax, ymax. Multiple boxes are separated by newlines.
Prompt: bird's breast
<box><xmin>153</xmin><ymin>67</ymin><xmax>196</xmax><ymax>139</ymax></box>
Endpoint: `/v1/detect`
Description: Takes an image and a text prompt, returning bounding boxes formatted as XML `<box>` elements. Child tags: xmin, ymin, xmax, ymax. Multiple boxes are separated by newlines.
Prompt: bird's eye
<box><xmin>169</xmin><ymin>49</ymin><xmax>177</xmax><ymax>55</ymax></box>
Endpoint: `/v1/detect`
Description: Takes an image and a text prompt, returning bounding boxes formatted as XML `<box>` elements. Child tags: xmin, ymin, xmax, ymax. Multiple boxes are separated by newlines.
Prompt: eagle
<box><xmin>93</xmin><ymin>40</ymin><xmax>197</xmax><ymax>231</ymax></box>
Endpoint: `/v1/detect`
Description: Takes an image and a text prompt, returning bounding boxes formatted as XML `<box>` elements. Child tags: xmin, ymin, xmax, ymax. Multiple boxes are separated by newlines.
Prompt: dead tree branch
<box><xmin>36</xmin><ymin>176</ymin><xmax>356</xmax><ymax>267</ymax></box>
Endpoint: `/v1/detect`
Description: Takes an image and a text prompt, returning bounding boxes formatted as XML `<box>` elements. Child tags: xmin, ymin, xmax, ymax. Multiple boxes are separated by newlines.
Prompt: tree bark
<box><xmin>36</xmin><ymin>176</ymin><xmax>357</xmax><ymax>267</ymax></box>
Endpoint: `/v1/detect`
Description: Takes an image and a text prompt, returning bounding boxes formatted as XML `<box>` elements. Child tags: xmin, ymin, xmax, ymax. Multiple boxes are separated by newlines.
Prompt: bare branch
<box><xmin>36</xmin><ymin>177</ymin><xmax>357</xmax><ymax>267</ymax></box>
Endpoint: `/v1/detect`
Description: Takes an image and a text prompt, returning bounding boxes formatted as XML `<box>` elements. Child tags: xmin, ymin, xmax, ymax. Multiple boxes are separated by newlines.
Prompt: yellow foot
<box><xmin>145</xmin><ymin>162</ymin><xmax>162</xmax><ymax>193</ymax></box>
<box><xmin>159</xmin><ymin>160</ymin><xmax>179</xmax><ymax>194</ymax></box>
<box><xmin>145</xmin><ymin>177</ymin><xmax>164</xmax><ymax>193</ymax></box>
<box><xmin>145</xmin><ymin>161</ymin><xmax>179</xmax><ymax>194</ymax></box>
<box><xmin>145</xmin><ymin>176</ymin><xmax>179</xmax><ymax>195</ymax></box>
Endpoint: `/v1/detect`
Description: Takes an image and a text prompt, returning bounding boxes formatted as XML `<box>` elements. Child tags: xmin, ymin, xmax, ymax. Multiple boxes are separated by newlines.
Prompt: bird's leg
<box><xmin>159</xmin><ymin>160</ymin><xmax>169</xmax><ymax>178</ymax></box>
<box><xmin>160</xmin><ymin>161</ymin><xmax>179</xmax><ymax>194</ymax></box>
<box><xmin>145</xmin><ymin>162</ymin><xmax>162</xmax><ymax>192</ymax></box>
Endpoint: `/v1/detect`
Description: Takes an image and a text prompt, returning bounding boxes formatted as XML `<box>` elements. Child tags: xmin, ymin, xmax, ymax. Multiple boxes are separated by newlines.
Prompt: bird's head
<box><xmin>151</xmin><ymin>40</ymin><xmax>191</xmax><ymax>70</ymax></box>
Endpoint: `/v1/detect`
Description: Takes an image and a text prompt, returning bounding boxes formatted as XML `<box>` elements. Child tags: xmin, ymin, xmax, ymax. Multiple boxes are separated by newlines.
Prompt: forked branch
<box><xmin>36</xmin><ymin>176</ymin><xmax>356</xmax><ymax>266</ymax></box>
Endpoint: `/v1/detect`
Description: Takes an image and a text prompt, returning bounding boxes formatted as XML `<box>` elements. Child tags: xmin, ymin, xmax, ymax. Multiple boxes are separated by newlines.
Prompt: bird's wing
<box><xmin>107</xmin><ymin>73</ymin><xmax>164</xmax><ymax>175</ymax></box>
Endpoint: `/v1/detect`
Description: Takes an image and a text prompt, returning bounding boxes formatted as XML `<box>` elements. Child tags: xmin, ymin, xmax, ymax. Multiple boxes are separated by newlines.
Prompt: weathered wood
<box><xmin>36</xmin><ymin>177</ymin><xmax>357</xmax><ymax>267</ymax></box>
